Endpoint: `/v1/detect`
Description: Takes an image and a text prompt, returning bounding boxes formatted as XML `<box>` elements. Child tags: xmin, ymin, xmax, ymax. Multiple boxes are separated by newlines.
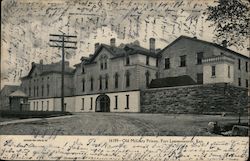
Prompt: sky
<box><xmin>1</xmin><ymin>0</ymin><xmax>249</xmax><ymax>89</ymax></box>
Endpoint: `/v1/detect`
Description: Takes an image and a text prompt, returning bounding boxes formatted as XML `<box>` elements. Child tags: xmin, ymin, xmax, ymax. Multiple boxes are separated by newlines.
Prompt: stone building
<box><xmin>158</xmin><ymin>36</ymin><xmax>249</xmax><ymax>87</ymax></box>
<box><xmin>17</xmin><ymin>35</ymin><xmax>249</xmax><ymax>113</ymax></box>
<box><xmin>20</xmin><ymin>61</ymin><xmax>75</xmax><ymax>111</ymax></box>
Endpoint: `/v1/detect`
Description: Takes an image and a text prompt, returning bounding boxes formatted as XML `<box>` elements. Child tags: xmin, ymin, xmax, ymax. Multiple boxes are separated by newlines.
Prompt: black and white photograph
<box><xmin>0</xmin><ymin>0</ymin><xmax>249</xmax><ymax>160</ymax></box>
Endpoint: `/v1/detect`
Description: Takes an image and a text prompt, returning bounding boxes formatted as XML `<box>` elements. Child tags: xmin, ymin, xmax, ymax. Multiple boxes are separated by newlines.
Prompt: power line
<box><xmin>49</xmin><ymin>32</ymin><xmax>77</xmax><ymax>112</ymax></box>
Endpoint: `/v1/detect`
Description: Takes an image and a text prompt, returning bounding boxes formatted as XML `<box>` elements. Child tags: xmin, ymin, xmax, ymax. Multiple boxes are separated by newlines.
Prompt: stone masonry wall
<box><xmin>141</xmin><ymin>83</ymin><xmax>248</xmax><ymax>114</ymax></box>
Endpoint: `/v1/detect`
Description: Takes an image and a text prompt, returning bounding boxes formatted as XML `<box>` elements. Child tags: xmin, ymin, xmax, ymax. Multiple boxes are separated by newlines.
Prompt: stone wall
<box><xmin>140</xmin><ymin>83</ymin><xmax>248</xmax><ymax>114</ymax></box>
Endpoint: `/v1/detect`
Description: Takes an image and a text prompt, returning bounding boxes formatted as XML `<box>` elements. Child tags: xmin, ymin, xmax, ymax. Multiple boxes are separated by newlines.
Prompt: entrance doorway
<box><xmin>95</xmin><ymin>94</ymin><xmax>110</xmax><ymax>112</ymax></box>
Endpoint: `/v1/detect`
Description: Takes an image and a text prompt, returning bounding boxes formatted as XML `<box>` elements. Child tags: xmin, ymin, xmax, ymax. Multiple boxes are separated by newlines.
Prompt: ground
<box><xmin>0</xmin><ymin>113</ymin><xmax>248</xmax><ymax>136</ymax></box>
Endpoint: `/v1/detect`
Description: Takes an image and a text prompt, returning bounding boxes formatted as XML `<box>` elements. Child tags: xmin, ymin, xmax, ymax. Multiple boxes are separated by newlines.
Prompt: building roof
<box><xmin>83</xmin><ymin>43</ymin><xmax>158</xmax><ymax>65</ymax></box>
<box><xmin>159</xmin><ymin>35</ymin><xmax>249</xmax><ymax>59</ymax></box>
<box><xmin>9</xmin><ymin>90</ymin><xmax>28</xmax><ymax>97</ymax></box>
<box><xmin>149</xmin><ymin>75</ymin><xmax>197</xmax><ymax>88</ymax></box>
<box><xmin>0</xmin><ymin>85</ymin><xmax>20</xmax><ymax>96</ymax></box>
<box><xmin>21</xmin><ymin>61</ymin><xmax>74</xmax><ymax>79</ymax></box>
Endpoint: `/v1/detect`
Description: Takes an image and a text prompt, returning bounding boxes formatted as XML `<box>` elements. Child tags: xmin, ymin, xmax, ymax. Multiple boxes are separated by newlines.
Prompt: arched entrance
<box><xmin>95</xmin><ymin>94</ymin><xmax>110</xmax><ymax>112</ymax></box>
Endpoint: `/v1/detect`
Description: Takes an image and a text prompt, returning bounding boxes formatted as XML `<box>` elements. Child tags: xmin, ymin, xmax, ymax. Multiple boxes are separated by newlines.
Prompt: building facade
<box><xmin>17</xmin><ymin>36</ymin><xmax>249</xmax><ymax>113</ymax></box>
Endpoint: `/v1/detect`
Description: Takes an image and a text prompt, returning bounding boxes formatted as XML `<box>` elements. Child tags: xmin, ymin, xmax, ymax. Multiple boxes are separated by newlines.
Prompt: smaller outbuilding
<box><xmin>9</xmin><ymin>90</ymin><xmax>29</xmax><ymax>111</ymax></box>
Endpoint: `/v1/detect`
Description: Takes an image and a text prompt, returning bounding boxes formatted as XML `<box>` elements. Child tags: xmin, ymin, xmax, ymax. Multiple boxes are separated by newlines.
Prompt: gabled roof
<box><xmin>9</xmin><ymin>90</ymin><xmax>28</xmax><ymax>97</ymax></box>
<box><xmin>124</xmin><ymin>44</ymin><xmax>158</xmax><ymax>58</ymax></box>
<box><xmin>0</xmin><ymin>85</ymin><xmax>20</xmax><ymax>95</ymax></box>
<box><xmin>87</xmin><ymin>44</ymin><xmax>126</xmax><ymax>63</ymax></box>
<box><xmin>149</xmin><ymin>75</ymin><xmax>196</xmax><ymax>88</ymax></box>
<box><xmin>21</xmin><ymin>61</ymin><xmax>74</xmax><ymax>79</ymax></box>
<box><xmin>82</xmin><ymin>43</ymin><xmax>158</xmax><ymax>65</ymax></box>
<box><xmin>159</xmin><ymin>35</ymin><xmax>249</xmax><ymax>59</ymax></box>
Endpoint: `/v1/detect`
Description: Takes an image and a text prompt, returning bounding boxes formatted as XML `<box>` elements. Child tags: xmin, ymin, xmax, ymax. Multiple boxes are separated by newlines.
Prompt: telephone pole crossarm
<box><xmin>49</xmin><ymin>33</ymin><xmax>77</xmax><ymax>112</ymax></box>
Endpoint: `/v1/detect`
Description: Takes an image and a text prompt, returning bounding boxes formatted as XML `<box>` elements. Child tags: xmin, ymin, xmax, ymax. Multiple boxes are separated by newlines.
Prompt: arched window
<box><xmin>47</xmin><ymin>84</ymin><xmax>50</xmax><ymax>96</ymax></box>
<box><xmin>90</xmin><ymin>77</ymin><xmax>94</xmax><ymax>91</ymax></box>
<box><xmin>99</xmin><ymin>76</ymin><xmax>102</xmax><ymax>90</ymax></box>
<box><xmin>105</xmin><ymin>74</ymin><xmax>109</xmax><ymax>89</ymax></box>
<box><xmin>82</xmin><ymin>79</ymin><xmax>85</xmax><ymax>92</ymax></box>
<box><xmin>125</xmin><ymin>70</ymin><xmax>130</xmax><ymax>87</ymax></box>
<box><xmin>41</xmin><ymin>85</ymin><xmax>44</xmax><ymax>96</ymax></box>
<box><xmin>126</xmin><ymin>56</ymin><xmax>130</xmax><ymax>65</ymax></box>
<box><xmin>104</xmin><ymin>56</ymin><xmax>108</xmax><ymax>69</ymax></box>
<box><xmin>100</xmin><ymin>57</ymin><xmax>104</xmax><ymax>70</ymax></box>
<box><xmin>82</xmin><ymin>64</ymin><xmax>85</xmax><ymax>73</ymax></box>
<box><xmin>114</xmin><ymin>73</ymin><xmax>119</xmax><ymax>88</ymax></box>
<box><xmin>145</xmin><ymin>71</ymin><xmax>150</xmax><ymax>88</ymax></box>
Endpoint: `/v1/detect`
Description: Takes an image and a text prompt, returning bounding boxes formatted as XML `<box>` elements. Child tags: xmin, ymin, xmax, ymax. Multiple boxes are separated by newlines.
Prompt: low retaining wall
<box><xmin>141</xmin><ymin>83</ymin><xmax>248</xmax><ymax>114</ymax></box>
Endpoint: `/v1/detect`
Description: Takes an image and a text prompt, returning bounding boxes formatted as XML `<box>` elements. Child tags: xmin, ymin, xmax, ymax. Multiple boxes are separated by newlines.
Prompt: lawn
<box><xmin>0</xmin><ymin>113</ymin><xmax>248</xmax><ymax>136</ymax></box>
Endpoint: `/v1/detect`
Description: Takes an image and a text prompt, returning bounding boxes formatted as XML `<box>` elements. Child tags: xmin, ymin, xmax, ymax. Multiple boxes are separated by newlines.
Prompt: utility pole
<box><xmin>49</xmin><ymin>32</ymin><xmax>77</xmax><ymax>112</ymax></box>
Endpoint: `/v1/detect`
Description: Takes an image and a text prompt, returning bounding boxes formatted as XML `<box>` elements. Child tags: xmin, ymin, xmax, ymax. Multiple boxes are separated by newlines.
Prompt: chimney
<box><xmin>95</xmin><ymin>43</ymin><xmax>100</xmax><ymax>51</ymax></box>
<box><xmin>149</xmin><ymin>38</ymin><xmax>155</xmax><ymax>53</ymax></box>
<box><xmin>40</xmin><ymin>59</ymin><xmax>43</xmax><ymax>64</ymax></box>
<box><xmin>80</xmin><ymin>56</ymin><xmax>88</xmax><ymax>62</ymax></box>
<box><xmin>89</xmin><ymin>54</ymin><xmax>94</xmax><ymax>58</ymax></box>
<box><xmin>222</xmin><ymin>40</ymin><xmax>227</xmax><ymax>48</ymax></box>
<box><xmin>110</xmin><ymin>38</ymin><xmax>116</xmax><ymax>47</ymax></box>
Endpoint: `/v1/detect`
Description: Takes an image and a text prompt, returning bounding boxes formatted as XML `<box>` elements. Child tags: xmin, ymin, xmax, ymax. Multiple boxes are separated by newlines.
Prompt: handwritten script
<box><xmin>0</xmin><ymin>135</ymin><xmax>248</xmax><ymax>160</ymax></box>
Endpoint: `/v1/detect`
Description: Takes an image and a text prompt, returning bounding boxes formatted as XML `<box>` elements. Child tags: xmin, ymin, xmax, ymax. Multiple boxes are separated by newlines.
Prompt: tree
<box><xmin>206</xmin><ymin>0</ymin><xmax>249</xmax><ymax>48</ymax></box>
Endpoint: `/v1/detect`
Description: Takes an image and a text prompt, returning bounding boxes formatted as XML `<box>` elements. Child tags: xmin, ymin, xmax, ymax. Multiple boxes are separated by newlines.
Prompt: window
<box><xmin>41</xmin><ymin>85</ymin><xmax>44</xmax><ymax>96</ymax></box>
<box><xmin>36</xmin><ymin>101</ymin><xmax>38</xmax><ymax>111</ymax></box>
<box><xmin>180</xmin><ymin>55</ymin><xmax>186</xmax><ymax>67</ymax></box>
<box><xmin>126</xmin><ymin>56</ymin><xmax>130</xmax><ymax>65</ymax></box>
<box><xmin>104</xmin><ymin>58</ymin><xmax>107</xmax><ymax>69</ymax></box>
<box><xmin>41</xmin><ymin>101</ymin><xmax>43</xmax><ymax>111</ymax></box>
<box><xmin>47</xmin><ymin>101</ymin><xmax>49</xmax><ymax>111</ymax></box>
<box><xmin>24</xmin><ymin>87</ymin><xmax>27</xmax><ymax>94</ymax></box>
<box><xmin>90</xmin><ymin>77</ymin><xmax>94</xmax><ymax>91</ymax></box>
<box><xmin>125</xmin><ymin>71</ymin><xmax>130</xmax><ymax>87</ymax></box>
<box><xmin>156</xmin><ymin>58</ymin><xmax>158</xmax><ymax>67</ymax></box>
<box><xmin>90</xmin><ymin>97</ymin><xmax>93</xmax><ymax>110</ymax></box>
<box><xmin>82</xmin><ymin>65</ymin><xmax>85</xmax><ymax>73</ymax></box>
<box><xmin>82</xmin><ymin>79</ymin><xmax>85</xmax><ymax>92</ymax></box>
<box><xmin>125</xmin><ymin>95</ymin><xmax>129</xmax><ymax>109</ymax></box>
<box><xmin>238</xmin><ymin>78</ymin><xmax>241</xmax><ymax>86</ymax></box>
<box><xmin>212</xmin><ymin>66</ymin><xmax>216</xmax><ymax>77</ymax></box>
<box><xmin>105</xmin><ymin>75</ymin><xmax>108</xmax><ymax>89</ymax></box>
<box><xmin>145</xmin><ymin>71</ymin><xmax>150</xmax><ymax>88</ymax></box>
<box><xmin>47</xmin><ymin>84</ymin><xmax>50</xmax><ymax>96</ymax></box>
<box><xmin>197</xmin><ymin>73</ymin><xmax>203</xmax><ymax>84</ymax></box>
<box><xmin>33</xmin><ymin>86</ymin><xmax>35</xmax><ymax>97</ymax></box>
<box><xmin>114</xmin><ymin>96</ymin><xmax>118</xmax><ymax>109</ymax></box>
<box><xmin>146</xmin><ymin>56</ymin><xmax>149</xmax><ymax>65</ymax></box>
<box><xmin>228</xmin><ymin>65</ymin><xmax>231</xmax><ymax>78</ymax></box>
<box><xmin>29</xmin><ymin>87</ymin><xmax>31</xmax><ymax>96</ymax></box>
<box><xmin>197</xmin><ymin>52</ymin><xmax>203</xmax><ymax>64</ymax></box>
<box><xmin>99</xmin><ymin>76</ymin><xmax>102</xmax><ymax>90</ymax></box>
<box><xmin>33</xmin><ymin>102</ymin><xmax>35</xmax><ymax>111</ymax></box>
<box><xmin>81</xmin><ymin>98</ymin><xmax>84</xmax><ymax>110</ymax></box>
<box><xmin>246</xmin><ymin>61</ymin><xmax>248</xmax><ymax>72</ymax></box>
<box><xmin>165</xmin><ymin>58</ymin><xmax>170</xmax><ymax>69</ymax></box>
<box><xmin>246</xmin><ymin>79</ymin><xmax>249</xmax><ymax>88</ymax></box>
<box><xmin>238</xmin><ymin>59</ymin><xmax>241</xmax><ymax>70</ymax></box>
<box><xmin>114</xmin><ymin>73</ymin><xmax>119</xmax><ymax>88</ymax></box>
<box><xmin>37</xmin><ymin>86</ymin><xmax>39</xmax><ymax>97</ymax></box>
<box><xmin>100</xmin><ymin>61</ymin><xmax>103</xmax><ymax>70</ymax></box>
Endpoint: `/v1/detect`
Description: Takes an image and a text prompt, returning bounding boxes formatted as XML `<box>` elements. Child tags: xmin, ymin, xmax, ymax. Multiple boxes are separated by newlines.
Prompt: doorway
<box><xmin>95</xmin><ymin>94</ymin><xmax>110</xmax><ymax>112</ymax></box>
